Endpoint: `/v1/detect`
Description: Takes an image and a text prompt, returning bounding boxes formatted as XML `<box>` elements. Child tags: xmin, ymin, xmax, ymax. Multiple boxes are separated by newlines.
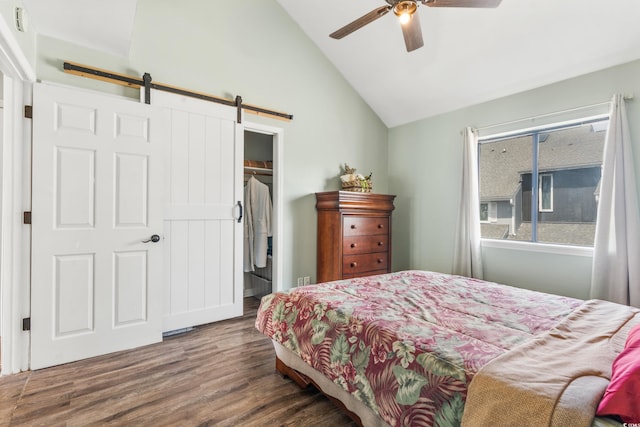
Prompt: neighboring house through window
<box><xmin>478</xmin><ymin>117</ymin><xmax>608</xmax><ymax>246</ymax></box>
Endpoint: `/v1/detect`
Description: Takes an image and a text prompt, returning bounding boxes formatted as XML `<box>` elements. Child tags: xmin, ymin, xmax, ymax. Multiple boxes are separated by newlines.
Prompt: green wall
<box><xmin>28</xmin><ymin>0</ymin><xmax>389</xmax><ymax>290</ymax></box>
<box><xmin>4</xmin><ymin>0</ymin><xmax>639</xmax><ymax>299</ymax></box>
<box><xmin>389</xmin><ymin>59</ymin><xmax>640</xmax><ymax>299</ymax></box>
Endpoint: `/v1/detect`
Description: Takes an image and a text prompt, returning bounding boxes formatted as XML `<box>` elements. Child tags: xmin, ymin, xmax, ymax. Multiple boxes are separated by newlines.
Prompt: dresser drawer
<box><xmin>343</xmin><ymin>235</ymin><xmax>389</xmax><ymax>255</ymax></box>
<box><xmin>343</xmin><ymin>216</ymin><xmax>389</xmax><ymax>237</ymax></box>
<box><xmin>343</xmin><ymin>253</ymin><xmax>388</xmax><ymax>275</ymax></box>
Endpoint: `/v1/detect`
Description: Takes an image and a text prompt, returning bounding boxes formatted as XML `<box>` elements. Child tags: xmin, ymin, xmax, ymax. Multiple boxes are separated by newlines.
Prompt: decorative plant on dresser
<box><xmin>315</xmin><ymin>191</ymin><xmax>396</xmax><ymax>283</ymax></box>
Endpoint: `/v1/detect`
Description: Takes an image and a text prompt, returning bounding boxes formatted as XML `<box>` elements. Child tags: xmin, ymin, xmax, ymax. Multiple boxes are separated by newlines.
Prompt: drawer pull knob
<box><xmin>378</xmin><ymin>241</ymin><xmax>383</xmax><ymax>246</ymax></box>
<box><xmin>377</xmin><ymin>258</ymin><xmax>383</xmax><ymax>263</ymax></box>
<box><xmin>350</xmin><ymin>262</ymin><xmax>357</xmax><ymax>268</ymax></box>
<box><xmin>351</xmin><ymin>243</ymin><xmax>357</xmax><ymax>248</ymax></box>
<box><xmin>351</xmin><ymin>224</ymin><xmax>356</xmax><ymax>229</ymax></box>
<box><xmin>378</xmin><ymin>224</ymin><xmax>384</xmax><ymax>229</ymax></box>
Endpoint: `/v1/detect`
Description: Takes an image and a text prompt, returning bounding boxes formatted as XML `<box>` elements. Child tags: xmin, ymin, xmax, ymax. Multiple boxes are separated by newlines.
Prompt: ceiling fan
<box><xmin>329</xmin><ymin>0</ymin><xmax>502</xmax><ymax>52</ymax></box>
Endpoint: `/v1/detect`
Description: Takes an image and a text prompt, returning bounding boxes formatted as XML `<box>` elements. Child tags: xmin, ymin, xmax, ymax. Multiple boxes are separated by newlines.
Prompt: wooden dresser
<box><xmin>316</xmin><ymin>191</ymin><xmax>396</xmax><ymax>283</ymax></box>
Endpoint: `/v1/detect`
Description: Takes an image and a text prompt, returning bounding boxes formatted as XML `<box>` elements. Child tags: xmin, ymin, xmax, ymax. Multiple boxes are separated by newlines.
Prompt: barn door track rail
<box><xmin>63</xmin><ymin>61</ymin><xmax>293</xmax><ymax>123</ymax></box>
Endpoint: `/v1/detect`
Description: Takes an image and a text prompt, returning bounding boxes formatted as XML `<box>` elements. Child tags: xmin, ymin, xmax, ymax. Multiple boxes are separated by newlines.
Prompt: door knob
<box><xmin>142</xmin><ymin>234</ymin><xmax>160</xmax><ymax>243</ymax></box>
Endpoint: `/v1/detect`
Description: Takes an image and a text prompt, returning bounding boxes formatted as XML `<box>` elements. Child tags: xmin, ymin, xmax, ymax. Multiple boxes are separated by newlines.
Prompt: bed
<box><xmin>255</xmin><ymin>270</ymin><xmax>639</xmax><ymax>427</ymax></box>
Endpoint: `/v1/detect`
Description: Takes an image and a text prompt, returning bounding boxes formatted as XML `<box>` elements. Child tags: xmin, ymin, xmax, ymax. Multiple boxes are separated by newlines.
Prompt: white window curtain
<box><xmin>590</xmin><ymin>94</ymin><xmax>640</xmax><ymax>307</ymax></box>
<box><xmin>452</xmin><ymin>127</ymin><xmax>483</xmax><ymax>279</ymax></box>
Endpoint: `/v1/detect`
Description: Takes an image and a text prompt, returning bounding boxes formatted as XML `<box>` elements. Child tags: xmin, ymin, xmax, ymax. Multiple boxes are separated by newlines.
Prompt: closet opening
<box><xmin>243</xmin><ymin>124</ymin><xmax>283</xmax><ymax>300</ymax></box>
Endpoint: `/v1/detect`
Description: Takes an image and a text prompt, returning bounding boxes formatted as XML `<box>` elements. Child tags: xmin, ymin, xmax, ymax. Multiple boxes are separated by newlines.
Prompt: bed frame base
<box><xmin>275</xmin><ymin>356</ymin><xmax>363</xmax><ymax>426</ymax></box>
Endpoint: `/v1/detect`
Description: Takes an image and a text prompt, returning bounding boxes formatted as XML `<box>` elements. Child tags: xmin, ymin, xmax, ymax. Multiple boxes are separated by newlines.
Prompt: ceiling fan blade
<box><xmin>401</xmin><ymin>13</ymin><xmax>424</xmax><ymax>52</ymax></box>
<box><xmin>422</xmin><ymin>0</ymin><xmax>502</xmax><ymax>7</ymax></box>
<box><xmin>329</xmin><ymin>5</ymin><xmax>392</xmax><ymax>39</ymax></box>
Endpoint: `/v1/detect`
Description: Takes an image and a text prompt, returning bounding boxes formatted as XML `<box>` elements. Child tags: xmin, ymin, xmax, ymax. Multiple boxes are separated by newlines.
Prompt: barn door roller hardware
<box><xmin>63</xmin><ymin>61</ymin><xmax>293</xmax><ymax>123</ymax></box>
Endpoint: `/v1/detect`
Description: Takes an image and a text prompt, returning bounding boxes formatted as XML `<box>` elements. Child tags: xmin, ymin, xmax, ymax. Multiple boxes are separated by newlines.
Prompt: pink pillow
<box><xmin>596</xmin><ymin>323</ymin><xmax>640</xmax><ymax>422</ymax></box>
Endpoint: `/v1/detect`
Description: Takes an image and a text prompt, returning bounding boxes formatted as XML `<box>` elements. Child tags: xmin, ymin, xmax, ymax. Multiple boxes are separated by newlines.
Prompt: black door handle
<box><xmin>142</xmin><ymin>234</ymin><xmax>160</xmax><ymax>243</ymax></box>
<box><xmin>237</xmin><ymin>201</ymin><xmax>243</xmax><ymax>223</ymax></box>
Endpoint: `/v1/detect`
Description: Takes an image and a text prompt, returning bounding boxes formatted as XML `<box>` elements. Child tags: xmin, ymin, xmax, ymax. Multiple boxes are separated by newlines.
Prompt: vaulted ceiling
<box><xmin>21</xmin><ymin>0</ymin><xmax>640</xmax><ymax>127</ymax></box>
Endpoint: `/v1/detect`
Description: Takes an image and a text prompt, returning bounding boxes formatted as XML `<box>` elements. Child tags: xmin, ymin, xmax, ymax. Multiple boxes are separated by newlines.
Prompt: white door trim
<box><xmin>0</xmin><ymin>14</ymin><xmax>36</xmax><ymax>374</ymax></box>
<box><xmin>243</xmin><ymin>121</ymin><xmax>284</xmax><ymax>293</ymax></box>
<box><xmin>0</xmin><ymin>17</ymin><xmax>36</xmax><ymax>82</ymax></box>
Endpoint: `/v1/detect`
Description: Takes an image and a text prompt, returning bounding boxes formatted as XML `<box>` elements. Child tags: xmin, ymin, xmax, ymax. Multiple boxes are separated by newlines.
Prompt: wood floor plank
<box><xmin>0</xmin><ymin>298</ymin><xmax>357</xmax><ymax>426</ymax></box>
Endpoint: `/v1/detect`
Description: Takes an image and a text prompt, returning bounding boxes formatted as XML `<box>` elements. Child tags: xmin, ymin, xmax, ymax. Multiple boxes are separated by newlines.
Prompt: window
<box><xmin>478</xmin><ymin>117</ymin><xmax>608</xmax><ymax>247</ymax></box>
<box><xmin>480</xmin><ymin>202</ymin><xmax>497</xmax><ymax>223</ymax></box>
<box><xmin>480</xmin><ymin>203</ymin><xmax>488</xmax><ymax>222</ymax></box>
<box><xmin>539</xmin><ymin>174</ymin><xmax>553</xmax><ymax>212</ymax></box>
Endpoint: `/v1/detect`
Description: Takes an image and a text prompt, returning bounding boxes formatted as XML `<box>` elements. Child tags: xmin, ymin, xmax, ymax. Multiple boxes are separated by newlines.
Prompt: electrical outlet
<box><xmin>303</xmin><ymin>276</ymin><xmax>310</xmax><ymax>285</ymax></box>
<box><xmin>297</xmin><ymin>277</ymin><xmax>303</xmax><ymax>286</ymax></box>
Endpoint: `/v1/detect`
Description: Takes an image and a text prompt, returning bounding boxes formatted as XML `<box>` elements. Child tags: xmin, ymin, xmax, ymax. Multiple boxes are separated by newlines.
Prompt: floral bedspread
<box><xmin>255</xmin><ymin>270</ymin><xmax>582</xmax><ymax>426</ymax></box>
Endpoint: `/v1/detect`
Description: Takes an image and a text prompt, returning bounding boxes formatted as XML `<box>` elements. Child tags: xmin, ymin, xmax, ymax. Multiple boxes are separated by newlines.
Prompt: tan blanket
<box><xmin>462</xmin><ymin>299</ymin><xmax>640</xmax><ymax>427</ymax></box>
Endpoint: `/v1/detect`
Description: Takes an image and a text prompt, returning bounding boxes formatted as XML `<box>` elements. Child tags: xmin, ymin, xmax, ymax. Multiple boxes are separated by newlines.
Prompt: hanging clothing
<box><xmin>243</xmin><ymin>176</ymin><xmax>272</xmax><ymax>272</ymax></box>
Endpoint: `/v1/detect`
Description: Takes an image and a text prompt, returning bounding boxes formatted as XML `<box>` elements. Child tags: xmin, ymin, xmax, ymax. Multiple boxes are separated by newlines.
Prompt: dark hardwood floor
<box><xmin>0</xmin><ymin>298</ymin><xmax>357</xmax><ymax>426</ymax></box>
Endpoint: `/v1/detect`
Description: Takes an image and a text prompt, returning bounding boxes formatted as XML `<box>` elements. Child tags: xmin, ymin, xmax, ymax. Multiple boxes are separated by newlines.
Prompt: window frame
<box><xmin>487</xmin><ymin>201</ymin><xmax>497</xmax><ymax>222</ymax></box>
<box><xmin>477</xmin><ymin>113</ymin><xmax>609</xmax><ymax>249</ymax></box>
<box><xmin>538</xmin><ymin>173</ymin><xmax>553</xmax><ymax>212</ymax></box>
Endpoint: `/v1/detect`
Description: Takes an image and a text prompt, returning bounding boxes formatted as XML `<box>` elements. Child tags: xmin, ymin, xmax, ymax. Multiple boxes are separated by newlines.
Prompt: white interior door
<box><xmin>150</xmin><ymin>90</ymin><xmax>243</xmax><ymax>333</ymax></box>
<box><xmin>31</xmin><ymin>82</ymin><xmax>168</xmax><ymax>369</ymax></box>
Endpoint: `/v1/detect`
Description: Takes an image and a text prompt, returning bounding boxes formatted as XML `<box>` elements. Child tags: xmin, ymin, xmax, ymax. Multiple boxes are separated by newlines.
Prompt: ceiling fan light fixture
<box><xmin>393</xmin><ymin>1</ymin><xmax>417</xmax><ymax>25</ymax></box>
<box><xmin>398</xmin><ymin>12</ymin><xmax>411</xmax><ymax>25</ymax></box>
<box><xmin>330</xmin><ymin>0</ymin><xmax>501</xmax><ymax>51</ymax></box>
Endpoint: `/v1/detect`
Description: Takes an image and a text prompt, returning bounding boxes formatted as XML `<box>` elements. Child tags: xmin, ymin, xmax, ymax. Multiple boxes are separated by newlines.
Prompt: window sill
<box><xmin>481</xmin><ymin>238</ymin><xmax>594</xmax><ymax>257</ymax></box>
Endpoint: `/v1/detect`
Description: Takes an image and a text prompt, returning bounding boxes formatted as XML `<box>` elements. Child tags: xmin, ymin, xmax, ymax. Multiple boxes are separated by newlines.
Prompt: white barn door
<box><xmin>31</xmin><ymin>83</ymin><xmax>168</xmax><ymax>369</ymax></box>
<box><xmin>150</xmin><ymin>90</ymin><xmax>243</xmax><ymax>332</ymax></box>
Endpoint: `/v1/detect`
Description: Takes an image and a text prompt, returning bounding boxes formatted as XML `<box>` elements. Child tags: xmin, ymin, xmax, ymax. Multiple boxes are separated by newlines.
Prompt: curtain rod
<box><xmin>62</xmin><ymin>61</ymin><xmax>294</xmax><ymax>123</ymax></box>
<box><xmin>475</xmin><ymin>94</ymin><xmax>634</xmax><ymax>134</ymax></box>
